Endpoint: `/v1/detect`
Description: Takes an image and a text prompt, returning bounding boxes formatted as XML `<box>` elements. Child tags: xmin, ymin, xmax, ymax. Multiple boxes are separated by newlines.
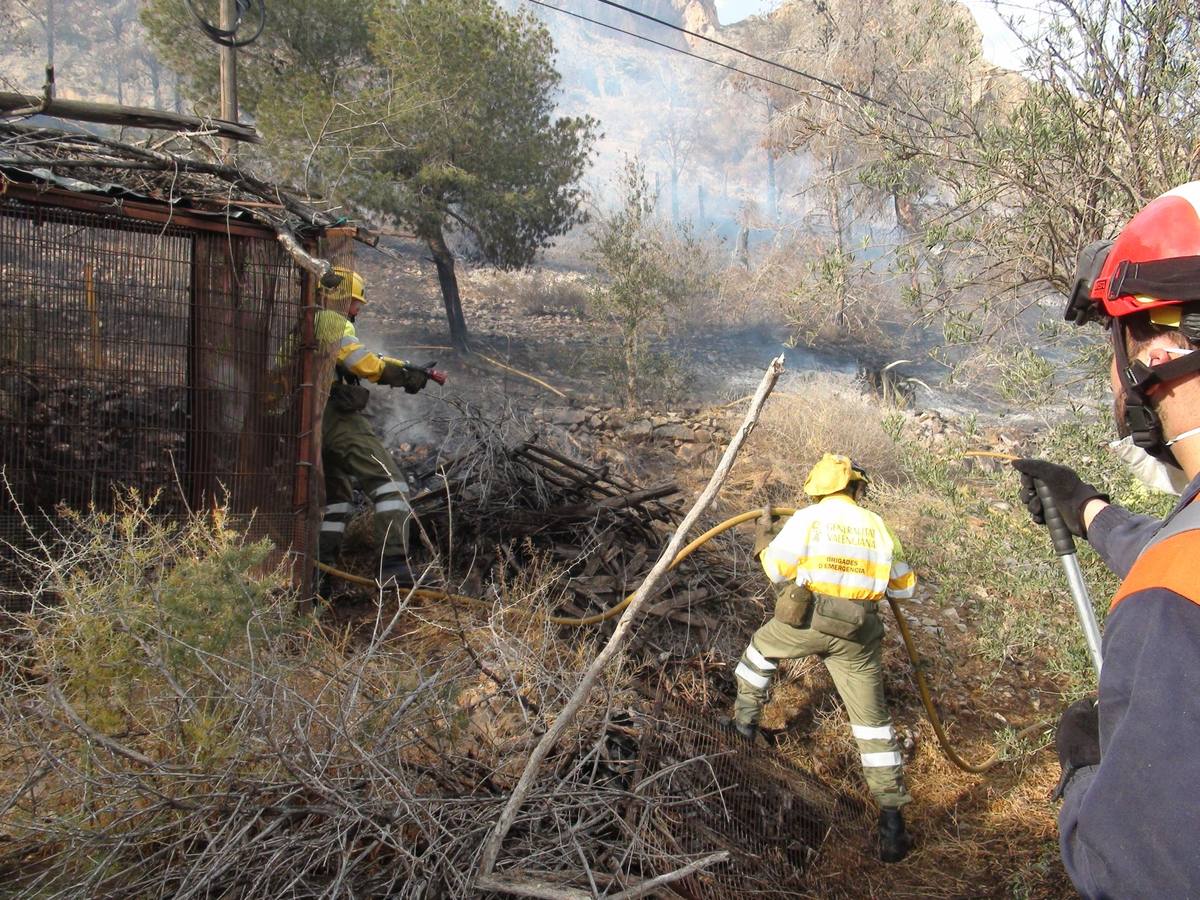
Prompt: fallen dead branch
<box><xmin>478</xmin><ymin>354</ymin><xmax>785</xmax><ymax>878</ymax></box>
<box><xmin>472</xmin><ymin>351</ymin><xmax>570</xmax><ymax>398</ymax></box>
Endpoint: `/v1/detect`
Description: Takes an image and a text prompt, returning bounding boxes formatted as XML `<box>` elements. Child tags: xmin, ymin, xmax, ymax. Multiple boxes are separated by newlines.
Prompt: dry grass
<box><xmin>468</xmin><ymin>268</ymin><xmax>591</xmax><ymax>318</ymax></box>
<box><xmin>715</xmin><ymin>377</ymin><xmax>907</xmax><ymax>510</ymax></box>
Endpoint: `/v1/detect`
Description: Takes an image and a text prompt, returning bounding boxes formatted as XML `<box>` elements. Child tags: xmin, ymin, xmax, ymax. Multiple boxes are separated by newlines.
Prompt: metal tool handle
<box><xmin>1035</xmin><ymin>479</ymin><xmax>1104</xmax><ymax>677</ymax></box>
<box><xmin>1035</xmin><ymin>479</ymin><xmax>1077</xmax><ymax>557</ymax></box>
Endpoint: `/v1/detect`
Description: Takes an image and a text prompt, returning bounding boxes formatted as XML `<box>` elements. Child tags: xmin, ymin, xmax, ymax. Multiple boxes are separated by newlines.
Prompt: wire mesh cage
<box><xmin>633</xmin><ymin>706</ymin><xmax>871</xmax><ymax>898</ymax></box>
<box><xmin>0</xmin><ymin>188</ymin><xmax>320</xmax><ymax>609</ymax></box>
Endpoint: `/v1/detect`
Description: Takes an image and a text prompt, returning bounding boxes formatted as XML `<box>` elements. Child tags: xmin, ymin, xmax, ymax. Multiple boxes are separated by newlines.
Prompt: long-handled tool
<box><xmin>965</xmin><ymin>451</ymin><xmax>1104</xmax><ymax>678</ymax></box>
<box><xmin>1034</xmin><ymin>479</ymin><xmax>1104</xmax><ymax>677</ymax></box>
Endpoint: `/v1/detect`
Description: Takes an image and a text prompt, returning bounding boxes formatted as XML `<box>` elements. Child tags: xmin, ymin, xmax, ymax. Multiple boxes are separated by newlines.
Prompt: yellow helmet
<box><xmin>326</xmin><ymin>266</ymin><xmax>366</xmax><ymax>304</ymax></box>
<box><xmin>803</xmin><ymin>453</ymin><xmax>869</xmax><ymax>497</ymax></box>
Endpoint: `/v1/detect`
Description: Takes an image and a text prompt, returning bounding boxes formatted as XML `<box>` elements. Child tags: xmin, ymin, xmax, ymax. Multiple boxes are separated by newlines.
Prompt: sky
<box><xmin>713</xmin><ymin>0</ymin><xmax>1037</xmax><ymax>71</ymax></box>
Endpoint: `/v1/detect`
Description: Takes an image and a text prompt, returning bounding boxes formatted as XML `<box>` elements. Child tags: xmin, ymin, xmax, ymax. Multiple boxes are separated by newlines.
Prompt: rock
<box><xmin>653</xmin><ymin>424</ymin><xmax>694</xmax><ymax>442</ymax></box>
<box><xmin>943</xmin><ymin>607</ymin><xmax>959</xmax><ymax>621</ymax></box>
<box><xmin>588</xmin><ymin>414</ymin><xmax>605</xmax><ymax>429</ymax></box>
<box><xmin>693</xmin><ymin>428</ymin><xmax>714</xmax><ymax>443</ymax></box>
<box><xmin>650</xmin><ymin>415</ymin><xmax>675</xmax><ymax>427</ymax></box>
<box><xmin>622</xmin><ymin>420</ymin><xmax>654</xmax><ymax>440</ymax></box>
<box><xmin>550</xmin><ymin>408</ymin><xmax>588</xmax><ymax>426</ymax></box>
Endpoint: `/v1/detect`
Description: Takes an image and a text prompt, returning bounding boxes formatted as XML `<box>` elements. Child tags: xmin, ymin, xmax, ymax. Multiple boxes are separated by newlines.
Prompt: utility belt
<box><xmin>772</xmin><ymin>584</ymin><xmax>882</xmax><ymax>643</ymax></box>
<box><xmin>329</xmin><ymin>376</ymin><xmax>370</xmax><ymax>414</ymax></box>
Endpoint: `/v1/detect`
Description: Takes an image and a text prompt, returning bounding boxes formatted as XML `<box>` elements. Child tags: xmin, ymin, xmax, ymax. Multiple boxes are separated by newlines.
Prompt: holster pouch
<box><xmin>329</xmin><ymin>382</ymin><xmax>370</xmax><ymax>414</ymax></box>
<box><xmin>810</xmin><ymin>594</ymin><xmax>880</xmax><ymax>642</ymax></box>
<box><xmin>772</xmin><ymin>583</ymin><xmax>813</xmax><ymax>627</ymax></box>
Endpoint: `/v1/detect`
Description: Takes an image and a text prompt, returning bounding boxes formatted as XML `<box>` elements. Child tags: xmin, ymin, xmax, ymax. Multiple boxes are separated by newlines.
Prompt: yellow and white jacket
<box><xmin>315</xmin><ymin>309</ymin><xmax>403</xmax><ymax>383</ymax></box>
<box><xmin>760</xmin><ymin>494</ymin><xmax>916</xmax><ymax>601</ymax></box>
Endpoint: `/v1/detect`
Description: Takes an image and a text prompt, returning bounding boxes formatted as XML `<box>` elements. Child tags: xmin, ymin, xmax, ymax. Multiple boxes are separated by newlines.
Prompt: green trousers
<box><xmin>733</xmin><ymin>613</ymin><xmax>911</xmax><ymax>809</ymax></box>
<box><xmin>319</xmin><ymin>403</ymin><xmax>411</xmax><ymax>563</ymax></box>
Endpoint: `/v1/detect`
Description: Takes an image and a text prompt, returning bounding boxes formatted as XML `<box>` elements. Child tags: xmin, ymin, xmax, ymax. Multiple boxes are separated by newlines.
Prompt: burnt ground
<box><xmin>330</xmin><ymin>240</ymin><xmax>1074</xmax><ymax>898</ymax></box>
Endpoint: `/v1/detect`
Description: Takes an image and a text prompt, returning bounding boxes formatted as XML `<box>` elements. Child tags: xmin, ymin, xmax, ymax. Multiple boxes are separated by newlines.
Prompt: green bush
<box><xmin>24</xmin><ymin>495</ymin><xmax>289</xmax><ymax>751</ymax></box>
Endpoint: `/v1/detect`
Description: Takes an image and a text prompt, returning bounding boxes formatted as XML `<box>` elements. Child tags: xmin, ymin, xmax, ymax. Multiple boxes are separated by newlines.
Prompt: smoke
<box><xmin>365</xmin><ymin>387</ymin><xmax>441</xmax><ymax>451</ymax></box>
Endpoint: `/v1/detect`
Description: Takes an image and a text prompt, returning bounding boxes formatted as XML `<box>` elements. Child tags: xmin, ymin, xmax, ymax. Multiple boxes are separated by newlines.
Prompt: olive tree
<box><xmin>588</xmin><ymin>159</ymin><xmax>710</xmax><ymax>405</ymax></box>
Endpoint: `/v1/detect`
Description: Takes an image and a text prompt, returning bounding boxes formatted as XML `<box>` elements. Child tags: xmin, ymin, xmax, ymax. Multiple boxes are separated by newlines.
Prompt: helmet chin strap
<box><xmin>1111</xmin><ymin>319</ymin><xmax>1200</xmax><ymax>457</ymax></box>
<box><xmin>1112</xmin><ymin>319</ymin><xmax>1167</xmax><ymax>454</ymax></box>
<box><xmin>1167</xmin><ymin>424</ymin><xmax>1200</xmax><ymax>447</ymax></box>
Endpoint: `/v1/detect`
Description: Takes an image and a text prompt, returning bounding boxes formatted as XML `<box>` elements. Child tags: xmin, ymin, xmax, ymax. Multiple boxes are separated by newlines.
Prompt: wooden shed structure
<box><xmin>0</xmin><ymin>123</ymin><xmax>357</xmax><ymax>607</ymax></box>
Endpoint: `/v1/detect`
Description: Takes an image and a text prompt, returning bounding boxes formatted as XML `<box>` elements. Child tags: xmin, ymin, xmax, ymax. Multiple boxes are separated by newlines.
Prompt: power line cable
<box><xmin>186</xmin><ymin>0</ymin><xmax>266</xmax><ymax>48</ymax></box>
<box><xmin>586</xmin><ymin>0</ymin><xmax>926</xmax><ymax>121</ymax></box>
<box><xmin>524</xmin><ymin>0</ymin><xmax>815</xmax><ymax>96</ymax></box>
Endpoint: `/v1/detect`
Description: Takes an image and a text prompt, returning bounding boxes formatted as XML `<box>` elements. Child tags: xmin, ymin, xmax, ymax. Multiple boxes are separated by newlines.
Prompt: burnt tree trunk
<box><xmin>427</xmin><ymin>226</ymin><xmax>470</xmax><ymax>352</ymax></box>
<box><xmin>46</xmin><ymin>0</ymin><xmax>55</xmax><ymax>68</ymax></box>
<box><xmin>828</xmin><ymin>150</ymin><xmax>848</xmax><ymax>328</ymax></box>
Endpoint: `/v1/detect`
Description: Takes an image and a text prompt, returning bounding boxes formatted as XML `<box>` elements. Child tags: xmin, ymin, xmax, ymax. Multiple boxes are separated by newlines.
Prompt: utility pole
<box><xmin>218</xmin><ymin>0</ymin><xmax>239</xmax><ymax>157</ymax></box>
<box><xmin>46</xmin><ymin>0</ymin><xmax>55</xmax><ymax>69</ymax></box>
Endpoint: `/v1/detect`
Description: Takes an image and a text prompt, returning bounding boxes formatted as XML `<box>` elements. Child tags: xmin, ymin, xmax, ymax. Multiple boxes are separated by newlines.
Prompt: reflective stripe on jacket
<box><xmin>760</xmin><ymin>494</ymin><xmax>916</xmax><ymax>601</ymax></box>
<box><xmin>315</xmin><ymin>309</ymin><xmax>404</xmax><ymax>384</ymax></box>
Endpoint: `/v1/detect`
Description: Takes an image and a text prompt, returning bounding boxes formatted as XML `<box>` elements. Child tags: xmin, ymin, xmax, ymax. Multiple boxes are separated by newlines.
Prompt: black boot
<box><xmin>878</xmin><ymin>808</ymin><xmax>912</xmax><ymax>863</ymax></box>
<box><xmin>379</xmin><ymin>556</ymin><xmax>414</xmax><ymax>586</ymax></box>
<box><xmin>313</xmin><ymin>568</ymin><xmax>332</xmax><ymax>603</ymax></box>
<box><xmin>723</xmin><ymin>718</ymin><xmax>758</xmax><ymax>742</ymax></box>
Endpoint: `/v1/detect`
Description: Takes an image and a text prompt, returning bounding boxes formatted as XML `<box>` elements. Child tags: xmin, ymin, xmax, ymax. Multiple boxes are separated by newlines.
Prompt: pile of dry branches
<box><xmin>375</xmin><ymin>405</ymin><xmax>754</xmax><ymax>637</ymax></box>
<box><xmin>0</xmin><ymin>122</ymin><xmax>339</xmax><ymax>235</ymax></box>
<box><xmin>0</xmin><ymin>489</ymin><xmax>835</xmax><ymax>898</ymax></box>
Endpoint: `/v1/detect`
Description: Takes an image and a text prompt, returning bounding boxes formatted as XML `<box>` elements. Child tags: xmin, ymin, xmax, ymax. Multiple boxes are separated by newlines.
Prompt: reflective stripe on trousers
<box><xmin>733</xmin><ymin>638</ymin><xmax>778</xmax><ymax>697</ymax></box>
<box><xmin>730</xmin><ymin>616</ymin><xmax>912</xmax><ymax>809</ymax></box>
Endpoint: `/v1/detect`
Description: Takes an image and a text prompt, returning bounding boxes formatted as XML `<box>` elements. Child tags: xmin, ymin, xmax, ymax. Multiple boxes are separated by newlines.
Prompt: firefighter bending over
<box><xmin>732</xmin><ymin>453</ymin><xmax>917</xmax><ymax>863</ymax></box>
<box><xmin>313</xmin><ymin>267</ymin><xmax>441</xmax><ymax>591</ymax></box>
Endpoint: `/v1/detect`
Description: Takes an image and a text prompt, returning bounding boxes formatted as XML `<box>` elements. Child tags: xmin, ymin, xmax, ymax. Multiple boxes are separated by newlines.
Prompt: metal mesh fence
<box><xmin>0</xmin><ymin>193</ymin><xmax>317</xmax><ymax>608</ymax></box>
<box><xmin>635</xmin><ymin>705</ymin><xmax>872</xmax><ymax>898</ymax></box>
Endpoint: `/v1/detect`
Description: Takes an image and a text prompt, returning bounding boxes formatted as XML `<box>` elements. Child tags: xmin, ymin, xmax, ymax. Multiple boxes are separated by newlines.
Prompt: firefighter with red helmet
<box><xmin>1013</xmin><ymin>183</ymin><xmax>1200</xmax><ymax>897</ymax></box>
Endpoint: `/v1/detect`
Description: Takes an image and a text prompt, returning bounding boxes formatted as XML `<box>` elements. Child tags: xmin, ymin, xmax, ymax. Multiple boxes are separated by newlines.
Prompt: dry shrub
<box><xmin>712</xmin><ymin>233</ymin><xmax>909</xmax><ymax>360</ymax></box>
<box><xmin>721</xmin><ymin>376</ymin><xmax>905</xmax><ymax>508</ymax></box>
<box><xmin>0</xmin><ymin>498</ymin><xmax>647</xmax><ymax>897</ymax></box>
<box><xmin>473</xmin><ymin>268</ymin><xmax>590</xmax><ymax>318</ymax></box>
<box><xmin>1</xmin><ymin>496</ymin><xmax>787</xmax><ymax>898</ymax></box>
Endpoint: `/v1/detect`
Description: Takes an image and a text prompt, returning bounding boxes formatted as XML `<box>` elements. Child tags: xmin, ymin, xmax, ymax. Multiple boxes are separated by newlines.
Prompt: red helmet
<box><xmin>1065</xmin><ymin>182</ymin><xmax>1200</xmax><ymax>452</ymax></box>
<box><xmin>1066</xmin><ymin>182</ymin><xmax>1200</xmax><ymax>327</ymax></box>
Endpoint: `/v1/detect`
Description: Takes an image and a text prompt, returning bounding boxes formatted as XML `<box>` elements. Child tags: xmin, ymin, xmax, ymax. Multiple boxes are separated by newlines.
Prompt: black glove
<box><xmin>1011</xmin><ymin>458</ymin><xmax>1108</xmax><ymax>537</ymax></box>
<box><xmin>1053</xmin><ymin>696</ymin><xmax>1100</xmax><ymax>800</ymax></box>
<box><xmin>378</xmin><ymin>361</ymin><xmax>429</xmax><ymax>393</ymax></box>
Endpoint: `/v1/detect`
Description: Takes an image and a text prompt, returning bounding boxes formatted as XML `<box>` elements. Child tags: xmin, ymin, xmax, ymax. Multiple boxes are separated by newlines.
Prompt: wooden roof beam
<box><xmin>0</xmin><ymin>92</ymin><xmax>261</xmax><ymax>144</ymax></box>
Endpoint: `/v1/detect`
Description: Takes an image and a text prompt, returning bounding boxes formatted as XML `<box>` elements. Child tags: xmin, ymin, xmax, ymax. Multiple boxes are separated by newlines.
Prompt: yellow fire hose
<box><xmin>317</xmin><ymin>505</ymin><xmax>1051</xmax><ymax>773</ymax></box>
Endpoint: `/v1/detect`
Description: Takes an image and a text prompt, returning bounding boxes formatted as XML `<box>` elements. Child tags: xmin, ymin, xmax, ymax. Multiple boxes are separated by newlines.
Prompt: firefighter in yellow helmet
<box><xmin>313</xmin><ymin>266</ymin><xmax>444</xmax><ymax>591</ymax></box>
<box><xmin>731</xmin><ymin>453</ymin><xmax>918</xmax><ymax>862</ymax></box>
